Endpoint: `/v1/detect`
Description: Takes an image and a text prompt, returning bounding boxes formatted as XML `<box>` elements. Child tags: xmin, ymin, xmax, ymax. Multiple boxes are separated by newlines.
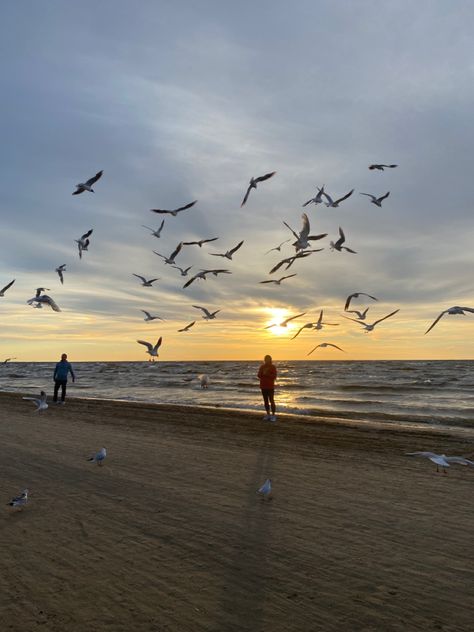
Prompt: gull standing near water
<box><xmin>22</xmin><ymin>390</ymin><xmax>48</xmax><ymax>413</ymax></box>
<box><xmin>7</xmin><ymin>489</ymin><xmax>28</xmax><ymax>509</ymax></box>
<box><xmin>87</xmin><ymin>447</ymin><xmax>107</xmax><ymax>466</ymax></box>
<box><xmin>193</xmin><ymin>305</ymin><xmax>221</xmax><ymax>320</ymax></box>
<box><xmin>307</xmin><ymin>342</ymin><xmax>345</xmax><ymax>356</ymax></box>
<box><xmin>330</xmin><ymin>227</ymin><xmax>357</xmax><ymax>253</ymax></box>
<box><xmin>344</xmin><ymin>292</ymin><xmax>378</xmax><ymax>311</ymax></box>
<box><xmin>132</xmin><ymin>274</ymin><xmax>160</xmax><ymax>287</ymax></box>
<box><xmin>424</xmin><ymin>306</ymin><xmax>474</xmax><ymax>334</ymax></box>
<box><xmin>0</xmin><ymin>279</ymin><xmax>15</xmax><ymax>296</ymax></box>
<box><xmin>283</xmin><ymin>213</ymin><xmax>327</xmax><ymax>251</ymax></box>
<box><xmin>55</xmin><ymin>264</ymin><xmax>66</xmax><ymax>284</ymax></box>
<box><xmin>210</xmin><ymin>240</ymin><xmax>244</xmax><ymax>260</ymax></box>
<box><xmin>150</xmin><ymin>200</ymin><xmax>197</xmax><ymax>216</ymax></box>
<box><xmin>137</xmin><ymin>337</ymin><xmax>163</xmax><ymax>360</ymax></box>
<box><xmin>241</xmin><ymin>172</ymin><xmax>276</xmax><ymax>207</ymax></box>
<box><xmin>322</xmin><ymin>188</ymin><xmax>354</xmax><ymax>208</ymax></box>
<box><xmin>343</xmin><ymin>309</ymin><xmax>400</xmax><ymax>332</ymax></box>
<box><xmin>141</xmin><ymin>310</ymin><xmax>164</xmax><ymax>322</ymax></box>
<box><xmin>141</xmin><ymin>219</ymin><xmax>165</xmax><ymax>238</ymax></box>
<box><xmin>72</xmin><ymin>170</ymin><xmax>103</xmax><ymax>195</ymax></box>
<box><xmin>359</xmin><ymin>192</ymin><xmax>390</xmax><ymax>207</ymax></box>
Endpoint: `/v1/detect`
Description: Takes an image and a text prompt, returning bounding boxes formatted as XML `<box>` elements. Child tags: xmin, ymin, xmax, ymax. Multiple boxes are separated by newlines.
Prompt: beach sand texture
<box><xmin>0</xmin><ymin>392</ymin><xmax>473</xmax><ymax>631</ymax></box>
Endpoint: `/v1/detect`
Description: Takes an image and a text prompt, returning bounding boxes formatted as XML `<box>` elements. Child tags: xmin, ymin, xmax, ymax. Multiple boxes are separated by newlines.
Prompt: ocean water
<box><xmin>1</xmin><ymin>360</ymin><xmax>474</xmax><ymax>430</ymax></box>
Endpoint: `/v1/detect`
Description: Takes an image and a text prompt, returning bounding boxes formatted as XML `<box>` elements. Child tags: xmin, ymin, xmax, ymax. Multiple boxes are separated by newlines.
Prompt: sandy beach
<box><xmin>0</xmin><ymin>392</ymin><xmax>473</xmax><ymax>632</ymax></box>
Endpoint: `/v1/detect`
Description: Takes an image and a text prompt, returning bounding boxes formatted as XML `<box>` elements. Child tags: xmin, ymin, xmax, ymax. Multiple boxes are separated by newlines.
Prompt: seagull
<box><xmin>256</xmin><ymin>478</ymin><xmax>272</xmax><ymax>500</ymax></box>
<box><xmin>424</xmin><ymin>306</ymin><xmax>474</xmax><ymax>334</ymax></box>
<box><xmin>150</xmin><ymin>200</ymin><xmax>197</xmax><ymax>216</ymax></box>
<box><xmin>34</xmin><ymin>287</ymin><xmax>50</xmax><ymax>297</ymax></box>
<box><xmin>369</xmin><ymin>164</ymin><xmax>397</xmax><ymax>171</ymax></box>
<box><xmin>241</xmin><ymin>172</ymin><xmax>276</xmax><ymax>207</ymax></box>
<box><xmin>141</xmin><ymin>310</ymin><xmax>164</xmax><ymax>322</ymax></box>
<box><xmin>192</xmin><ymin>305</ymin><xmax>221</xmax><ymax>320</ymax></box>
<box><xmin>55</xmin><ymin>264</ymin><xmax>66</xmax><ymax>284</ymax></box>
<box><xmin>313</xmin><ymin>309</ymin><xmax>339</xmax><ymax>331</ymax></box>
<box><xmin>307</xmin><ymin>342</ymin><xmax>345</xmax><ymax>356</ymax></box>
<box><xmin>7</xmin><ymin>489</ymin><xmax>28</xmax><ymax>509</ymax></box>
<box><xmin>343</xmin><ymin>309</ymin><xmax>400</xmax><ymax>332</ymax></box>
<box><xmin>153</xmin><ymin>242</ymin><xmax>183</xmax><ymax>265</ymax></box>
<box><xmin>182</xmin><ymin>237</ymin><xmax>218</xmax><ymax>248</ymax></box>
<box><xmin>291</xmin><ymin>322</ymin><xmax>317</xmax><ymax>340</ymax></box>
<box><xmin>178</xmin><ymin>321</ymin><xmax>196</xmax><ymax>332</ymax></box>
<box><xmin>302</xmin><ymin>185</ymin><xmax>326</xmax><ymax>207</ymax></box>
<box><xmin>72</xmin><ymin>170</ymin><xmax>103</xmax><ymax>195</ymax></box>
<box><xmin>345</xmin><ymin>307</ymin><xmax>370</xmax><ymax>320</ymax></box>
<box><xmin>171</xmin><ymin>265</ymin><xmax>193</xmax><ymax>277</ymax></box>
<box><xmin>75</xmin><ymin>229</ymin><xmax>93</xmax><ymax>260</ymax></box>
<box><xmin>405</xmin><ymin>451</ymin><xmax>474</xmax><ymax>474</ymax></box>
<box><xmin>322</xmin><ymin>188</ymin><xmax>354</xmax><ymax>208</ymax></box>
<box><xmin>283</xmin><ymin>213</ymin><xmax>327</xmax><ymax>251</ymax></box>
<box><xmin>3</xmin><ymin>357</ymin><xmax>17</xmax><ymax>364</ymax></box>
<box><xmin>264</xmin><ymin>239</ymin><xmax>291</xmax><ymax>255</ymax></box>
<box><xmin>344</xmin><ymin>293</ymin><xmax>378</xmax><ymax>311</ymax></box>
<box><xmin>87</xmin><ymin>447</ymin><xmax>107</xmax><ymax>466</ymax></box>
<box><xmin>22</xmin><ymin>390</ymin><xmax>48</xmax><ymax>413</ymax></box>
<box><xmin>141</xmin><ymin>219</ymin><xmax>165</xmax><ymax>238</ymax></box>
<box><xmin>210</xmin><ymin>240</ymin><xmax>244</xmax><ymax>260</ymax></box>
<box><xmin>360</xmin><ymin>192</ymin><xmax>390</xmax><ymax>207</ymax></box>
<box><xmin>260</xmin><ymin>274</ymin><xmax>297</xmax><ymax>285</ymax></box>
<box><xmin>27</xmin><ymin>294</ymin><xmax>61</xmax><ymax>312</ymax></box>
<box><xmin>137</xmin><ymin>337</ymin><xmax>163</xmax><ymax>359</ymax></box>
<box><xmin>330</xmin><ymin>227</ymin><xmax>357</xmax><ymax>253</ymax></box>
<box><xmin>183</xmin><ymin>269</ymin><xmax>231</xmax><ymax>289</ymax></box>
<box><xmin>265</xmin><ymin>312</ymin><xmax>306</xmax><ymax>329</ymax></box>
<box><xmin>0</xmin><ymin>279</ymin><xmax>15</xmax><ymax>296</ymax></box>
<box><xmin>133</xmin><ymin>274</ymin><xmax>160</xmax><ymax>287</ymax></box>
<box><xmin>269</xmin><ymin>250</ymin><xmax>323</xmax><ymax>274</ymax></box>
<box><xmin>198</xmin><ymin>374</ymin><xmax>209</xmax><ymax>389</ymax></box>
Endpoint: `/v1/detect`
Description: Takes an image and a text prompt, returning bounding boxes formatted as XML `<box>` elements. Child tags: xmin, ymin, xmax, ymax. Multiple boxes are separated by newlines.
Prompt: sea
<box><xmin>1</xmin><ymin>360</ymin><xmax>473</xmax><ymax>432</ymax></box>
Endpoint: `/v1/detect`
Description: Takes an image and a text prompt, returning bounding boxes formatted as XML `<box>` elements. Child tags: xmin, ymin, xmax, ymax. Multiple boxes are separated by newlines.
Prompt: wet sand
<box><xmin>0</xmin><ymin>392</ymin><xmax>473</xmax><ymax>631</ymax></box>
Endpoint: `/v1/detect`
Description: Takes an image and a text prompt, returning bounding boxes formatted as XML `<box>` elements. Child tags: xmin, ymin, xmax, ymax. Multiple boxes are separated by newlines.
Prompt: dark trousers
<box><xmin>54</xmin><ymin>379</ymin><xmax>67</xmax><ymax>402</ymax></box>
<box><xmin>261</xmin><ymin>388</ymin><xmax>275</xmax><ymax>414</ymax></box>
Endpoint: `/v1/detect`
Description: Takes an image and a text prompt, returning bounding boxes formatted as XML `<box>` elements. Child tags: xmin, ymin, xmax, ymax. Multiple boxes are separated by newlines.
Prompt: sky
<box><xmin>1</xmin><ymin>0</ymin><xmax>474</xmax><ymax>361</ymax></box>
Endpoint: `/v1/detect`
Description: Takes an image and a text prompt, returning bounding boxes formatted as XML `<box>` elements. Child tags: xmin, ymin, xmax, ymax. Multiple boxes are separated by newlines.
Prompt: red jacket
<box><xmin>258</xmin><ymin>363</ymin><xmax>277</xmax><ymax>389</ymax></box>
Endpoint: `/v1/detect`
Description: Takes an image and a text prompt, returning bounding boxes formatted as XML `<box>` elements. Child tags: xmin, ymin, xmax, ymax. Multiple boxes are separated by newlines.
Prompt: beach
<box><xmin>1</xmin><ymin>392</ymin><xmax>473</xmax><ymax>632</ymax></box>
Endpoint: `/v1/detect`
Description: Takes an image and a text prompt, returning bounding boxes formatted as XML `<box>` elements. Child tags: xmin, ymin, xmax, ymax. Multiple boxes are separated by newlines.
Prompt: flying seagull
<box><xmin>322</xmin><ymin>188</ymin><xmax>354</xmax><ymax>208</ymax></box>
<box><xmin>141</xmin><ymin>310</ymin><xmax>164</xmax><ymax>322</ymax></box>
<box><xmin>75</xmin><ymin>229</ymin><xmax>93</xmax><ymax>259</ymax></box>
<box><xmin>291</xmin><ymin>322</ymin><xmax>317</xmax><ymax>340</ymax></box>
<box><xmin>360</xmin><ymin>192</ymin><xmax>390</xmax><ymax>207</ymax></box>
<box><xmin>178</xmin><ymin>321</ymin><xmax>196</xmax><ymax>332</ymax></box>
<box><xmin>27</xmin><ymin>294</ymin><xmax>61</xmax><ymax>312</ymax></box>
<box><xmin>260</xmin><ymin>274</ymin><xmax>296</xmax><ymax>285</ymax></box>
<box><xmin>302</xmin><ymin>185</ymin><xmax>326</xmax><ymax>207</ymax></box>
<box><xmin>269</xmin><ymin>250</ymin><xmax>323</xmax><ymax>275</ymax></box>
<box><xmin>264</xmin><ymin>239</ymin><xmax>291</xmax><ymax>255</ymax></box>
<box><xmin>142</xmin><ymin>219</ymin><xmax>165</xmax><ymax>238</ymax></box>
<box><xmin>55</xmin><ymin>264</ymin><xmax>66</xmax><ymax>284</ymax></box>
<box><xmin>0</xmin><ymin>279</ymin><xmax>15</xmax><ymax>297</ymax></box>
<box><xmin>72</xmin><ymin>170</ymin><xmax>103</xmax><ymax>195</ymax></box>
<box><xmin>406</xmin><ymin>452</ymin><xmax>474</xmax><ymax>474</ymax></box>
<box><xmin>183</xmin><ymin>269</ymin><xmax>231</xmax><ymax>289</ymax></box>
<box><xmin>7</xmin><ymin>489</ymin><xmax>28</xmax><ymax>509</ymax></box>
<box><xmin>344</xmin><ymin>292</ymin><xmax>378</xmax><ymax>311</ymax></box>
<box><xmin>265</xmin><ymin>312</ymin><xmax>306</xmax><ymax>329</ymax></box>
<box><xmin>137</xmin><ymin>337</ymin><xmax>163</xmax><ymax>359</ymax></box>
<box><xmin>307</xmin><ymin>342</ymin><xmax>345</xmax><ymax>356</ymax></box>
<box><xmin>424</xmin><ymin>306</ymin><xmax>474</xmax><ymax>334</ymax></box>
<box><xmin>3</xmin><ymin>357</ymin><xmax>17</xmax><ymax>364</ymax></box>
<box><xmin>330</xmin><ymin>227</ymin><xmax>357</xmax><ymax>253</ymax></box>
<box><xmin>153</xmin><ymin>242</ymin><xmax>183</xmax><ymax>265</ymax></box>
<box><xmin>192</xmin><ymin>305</ymin><xmax>221</xmax><ymax>320</ymax></box>
<box><xmin>343</xmin><ymin>309</ymin><xmax>400</xmax><ymax>332</ymax></box>
<box><xmin>256</xmin><ymin>478</ymin><xmax>272</xmax><ymax>500</ymax></box>
<box><xmin>182</xmin><ymin>237</ymin><xmax>218</xmax><ymax>248</ymax></box>
<box><xmin>283</xmin><ymin>213</ymin><xmax>327</xmax><ymax>251</ymax></box>
<box><xmin>313</xmin><ymin>309</ymin><xmax>339</xmax><ymax>331</ymax></box>
<box><xmin>369</xmin><ymin>164</ymin><xmax>397</xmax><ymax>171</ymax></box>
<box><xmin>241</xmin><ymin>172</ymin><xmax>276</xmax><ymax>207</ymax></box>
<box><xmin>22</xmin><ymin>390</ymin><xmax>48</xmax><ymax>413</ymax></box>
<box><xmin>87</xmin><ymin>447</ymin><xmax>107</xmax><ymax>466</ymax></box>
<box><xmin>150</xmin><ymin>200</ymin><xmax>197</xmax><ymax>216</ymax></box>
<box><xmin>171</xmin><ymin>265</ymin><xmax>193</xmax><ymax>277</ymax></box>
<box><xmin>345</xmin><ymin>307</ymin><xmax>370</xmax><ymax>320</ymax></box>
<box><xmin>133</xmin><ymin>274</ymin><xmax>160</xmax><ymax>287</ymax></box>
<box><xmin>210</xmin><ymin>240</ymin><xmax>244</xmax><ymax>260</ymax></box>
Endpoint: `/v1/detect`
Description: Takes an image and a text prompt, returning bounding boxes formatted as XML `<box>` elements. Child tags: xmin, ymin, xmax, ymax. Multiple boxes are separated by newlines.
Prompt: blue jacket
<box><xmin>54</xmin><ymin>361</ymin><xmax>75</xmax><ymax>382</ymax></box>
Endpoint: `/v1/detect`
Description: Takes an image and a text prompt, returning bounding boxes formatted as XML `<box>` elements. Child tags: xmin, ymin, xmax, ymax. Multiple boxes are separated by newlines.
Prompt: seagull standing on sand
<box><xmin>343</xmin><ymin>309</ymin><xmax>400</xmax><ymax>332</ymax></box>
<box><xmin>369</xmin><ymin>164</ymin><xmax>397</xmax><ymax>171</ymax></box>
<box><xmin>307</xmin><ymin>343</ymin><xmax>345</xmax><ymax>356</ymax></box>
<box><xmin>265</xmin><ymin>312</ymin><xmax>306</xmax><ymax>329</ymax></box>
<box><xmin>322</xmin><ymin>188</ymin><xmax>354</xmax><ymax>208</ymax></box>
<box><xmin>87</xmin><ymin>447</ymin><xmax>107</xmax><ymax>466</ymax></box>
<box><xmin>0</xmin><ymin>279</ymin><xmax>15</xmax><ymax>296</ymax></box>
<box><xmin>142</xmin><ymin>219</ymin><xmax>165</xmax><ymax>238</ymax></box>
<box><xmin>424</xmin><ymin>306</ymin><xmax>474</xmax><ymax>334</ymax></box>
<box><xmin>260</xmin><ymin>274</ymin><xmax>296</xmax><ymax>286</ymax></box>
<box><xmin>72</xmin><ymin>170</ymin><xmax>103</xmax><ymax>195</ymax></box>
<box><xmin>137</xmin><ymin>337</ymin><xmax>163</xmax><ymax>360</ymax></box>
<box><xmin>344</xmin><ymin>293</ymin><xmax>378</xmax><ymax>311</ymax></box>
<box><xmin>257</xmin><ymin>478</ymin><xmax>272</xmax><ymax>500</ymax></box>
<box><xmin>182</xmin><ymin>237</ymin><xmax>218</xmax><ymax>248</ymax></box>
<box><xmin>193</xmin><ymin>305</ymin><xmax>221</xmax><ymax>320</ymax></box>
<box><xmin>141</xmin><ymin>310</ymin><xmax>164</xmax><ymax>322</ymax></box>
<box><xmin>283</xmin><ymin>213</ymin><xmax>327</xmax><ymax>251</ymax></box>
<box><xmin>406</xmin><ymin>451</ymin><xmax>474</xmax><ymax>474</ymax></box>
<box><xmin>132</xmin><ymin>274</ymin><xmax>160</xmax><ymax>287</ymax></box>
<box><xmin>22</xmin><ymin>390</ymin><xmax>48</xmax><ymax>413</ymax></box>
<box><xmin>330</xmin><ymin>227</ymin><xmax>357</xmax><ymax>253</ymax></box>
<box><xmin>55</xmin><ymin>265</ymin><xmax>66</xmax><ymax>284</ymax></box>
<box><xmin>7</xmin><ymin>489</ymin><xmax>28</xmax><ymax>509</ymax></box>
<box><xmin>153</xmin><ymin>242</ymin><xmax>183</xmax><ymax>265</ymax></box>
<box><xmin>178</xmin><ymin>321</ymin><xmax>196</xmax><ymax>332</ymax></box>
<box><xmin>210</xmin><ymin>240</ymin><xmax>244</xmax><ymax>260</ymax></box>
<box><xmin>359</xmin><ymin>192</ymin><xmax>390</xmax><ymax>207</ymax></box>
<box><xmin>150</xmin><ymin>200</ymin><xmax>197</xmax><ymax>216</ymax></box>
<box><xmin>302</xmin><ymin>185</ymin><xmax>326</xmax><ymax>207</ymax></box>
<box><xmin>75</xmin><ymin>229</ymin><xmax>93</xmax><ymax>259</ymax></box>
<box><xmin>241</xmin><ymin>172</ymin><xmax>276</xmax><ymax>207</ymax></box>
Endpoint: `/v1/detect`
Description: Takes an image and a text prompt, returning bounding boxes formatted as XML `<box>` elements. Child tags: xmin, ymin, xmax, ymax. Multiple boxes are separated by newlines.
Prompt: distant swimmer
<box><xmin>258</xmin><ymin>355</ymin><xmax>277</xmax><ymax>422</ymax></box>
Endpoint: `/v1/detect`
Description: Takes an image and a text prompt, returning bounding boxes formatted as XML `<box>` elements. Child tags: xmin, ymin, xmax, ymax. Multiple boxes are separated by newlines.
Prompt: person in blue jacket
<box><xmin>53</xmin><ymin>353</ymin><xmax>75</xmax><ymax>404</ymax></box>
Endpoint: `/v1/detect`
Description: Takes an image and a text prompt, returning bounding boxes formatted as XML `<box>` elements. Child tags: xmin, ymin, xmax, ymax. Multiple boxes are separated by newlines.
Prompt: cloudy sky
<box><xmin>1</xmin><ymin>1</ymin><xmax>474</xmax><ymax>361</ymax></box>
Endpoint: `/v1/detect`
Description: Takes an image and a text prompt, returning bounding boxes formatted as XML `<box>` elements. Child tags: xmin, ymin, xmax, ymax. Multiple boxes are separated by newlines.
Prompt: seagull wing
<box><xmin>283</xmin><ymin>221</ymin><xmax>299</xmax><ymax>240</ymax></box>
<box><xmin>85</xmin><ymin>170</ymin><xmax>103</xmax><ymax>187</ymax></box>
<box><xmin>81</xmin><ymin>229</ymin><xmax>93</xmax><ymax>240</ymax></box>
<box><xmin>334</xmin><ymin>189</ymin><xmax>354</xmax><ymax>204</ymax></box>
<box><xmin>0</xmin><ymin>279</ymin><xmax>15</xmax><ymax>294</ymax></box>
<box><xmin>322</xmin><ymin>191</ymin><xmax>334</xmax><ymax>205</ymax></box>
<box><xmin>137</xmin><ymin>340</ymin><xmax>153</xmax><ymax>352</ymax></box>
<box><xmin>269</xmin><ymin>258</ymin><xmax>288</xmax><ymax>274</ymax></box>
<box><xmin>259</xmin><ymin>280</ymin><xmax>276</xmax><ymax>284</ymax></box>
<box><xmin>379</xmin><ymin>191</ymin><xmax>390</xmax><ymax>202</ymax></box>
<box><xmin>344</xmin><ymin>294</ymin><xmax>356</xmax><ymax>310</ymax></box>
<box><xmin>133</xmin><ymin>274</ymin><xmax>146</xmax><ymax>283</ymax></box>
<box><xmin>334</xmin><ymin>227</ymin><xmax>345</xmax><ymax>248</ymax></box>
<box><xmin>424</xmin><ymin>310</ymin><xmax>447</xmax><ymax>335</ymax></box>
<box><xmin>193</xmin><ymin>305</ymin><xmax>211</xmax><ymax>318</ymax></box>
<box><xmin>282</xmin><ymin>312</ymin><xmax>306</xmax><ymax>325</ymax></box>
<box><xmin>255</xmin><ymin>171</ymin><xmax>276</xmax><ymax>184</ymax></box>
<box><xmin>241</xmin><ymin>184</ymin><xmax>252</xmax><ymax>207</ymax></box>
<box><xmin>280</xmin><ymin>274</ymin><xmax>297</xmax><ymax>282</ymax></box>
<box><xmin>229</xmin><ymin>240</ymin><xmax>244</xmax><ymax>256</ymax></box>
<box><xmin>328</xmin><ymin>344</ymin><xmax>345</xmax><ymax>352</ymax></box>
<box><xmin>372</xmin><ymin>309</ymin><xmax>400</xmax><ymax>326</ymax></box>
<box><xmin>300</xmin><ymin>213</ymin><xmax>310</xmax><ymax>240</ymax></box>
<box><xmin>307</xmin><ymin>233</ymin><xmax>328</xmax><ymax>241</ymax></box>
<box><xmin>342</xmin><ymin>315</ymin><xmax>365</xmax><ymax>326</ymax></box>
<box><xmin>359</xmin><ymin>193</ymin><xmax>375</xmax><ymax>201</ymax></box>
<box><xmin>153</xmin><ymin>337</ymin><xmax>163</xmax><ymax>352</ymax></box>
<box><xmin>141</xmin><ymin>310</ymin><xmax>152</xmax><ymax>319</ymax></box>
<box><xmin>183</xmin><ymin>275</ymin><xmax>199</xmax><ymax>289</ymax></box>
<box><xmin>169</xmin><ymin>242</ymin><xmax>183</xmax><ymax>260</ymax></box>
<box><xmin>42</xmin><ymin>296</ymin><xmax>61</xmax><ymax>312</ymax></box>
<box><xmin>291</xmin><ymin>324</ymin><xmax>312</xmax><ymax>340</ymax></box>
<box><xmin>175</xmin><ymin>200</ymin><xmax>197</xmax><ymax>213</ymax></box>
<box><xmin>307</xmin><ymin>345</ymin><xmax>320</xmax><ymax>356</ymax></box>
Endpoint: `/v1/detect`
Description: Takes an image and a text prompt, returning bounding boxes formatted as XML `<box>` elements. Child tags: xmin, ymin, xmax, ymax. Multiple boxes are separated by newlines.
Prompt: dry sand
<box><xmin>0</xmin><ymin>391</ymin><xmax>473</xmax><ymax>632</ymax></box>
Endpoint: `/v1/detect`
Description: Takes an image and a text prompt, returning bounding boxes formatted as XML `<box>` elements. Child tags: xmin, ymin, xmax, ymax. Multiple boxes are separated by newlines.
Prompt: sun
<box><xmin>264</xmin><ymin>308</ymin><xmax>297</xmax><ymax>336</ymax></box>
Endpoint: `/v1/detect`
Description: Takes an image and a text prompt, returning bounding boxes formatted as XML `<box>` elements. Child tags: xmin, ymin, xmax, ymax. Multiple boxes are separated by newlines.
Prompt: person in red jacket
<box><xmin>258</xmin><ymin>354</ymin><xmax>277</xmax><ymax>422</ymax></box>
